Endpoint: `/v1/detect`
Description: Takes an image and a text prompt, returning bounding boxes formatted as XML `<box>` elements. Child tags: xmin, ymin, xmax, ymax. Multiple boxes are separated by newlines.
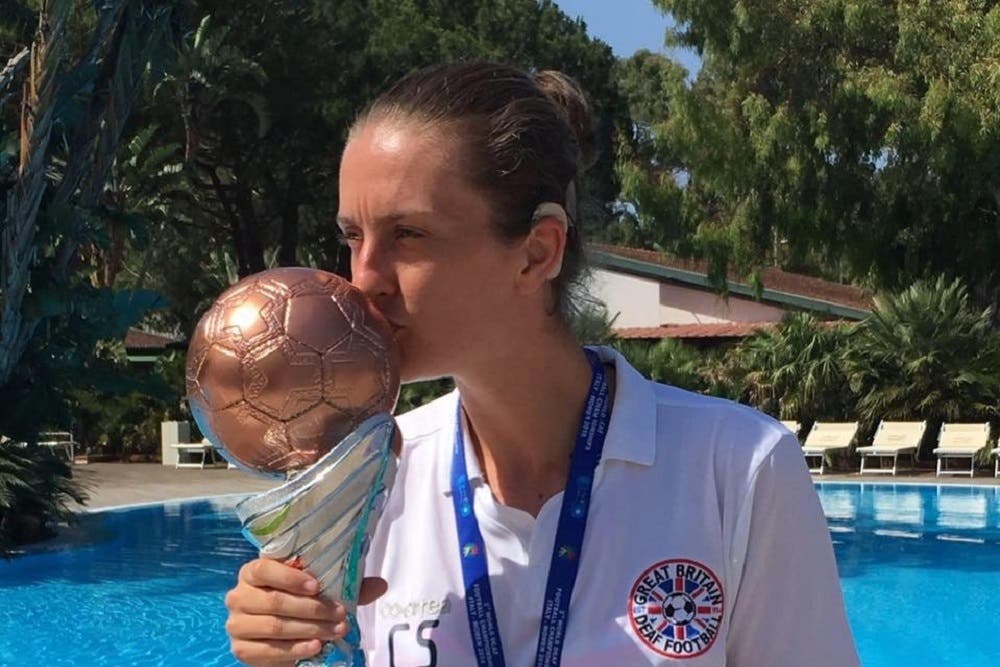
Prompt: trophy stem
<box><xmin>236</xmin><ymin>414</ymin><xmax>398</xmax><ymax>667</ymax></box>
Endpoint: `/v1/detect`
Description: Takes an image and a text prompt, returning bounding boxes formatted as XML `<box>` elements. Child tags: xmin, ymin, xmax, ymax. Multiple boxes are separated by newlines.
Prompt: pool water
<box><xmin>1</xmin><ymin>485</ymin><xmax>998</xmax><ymax>666</ymax></box>
<box><xmin>0</xmin><ymin>497</ymin><xmax>253</xmax><ymax>667</ymax></box>
<box><xmin>818</xmin><ymin>483</ymin><xmax>1000</xmax><ymax>666</ymax></box>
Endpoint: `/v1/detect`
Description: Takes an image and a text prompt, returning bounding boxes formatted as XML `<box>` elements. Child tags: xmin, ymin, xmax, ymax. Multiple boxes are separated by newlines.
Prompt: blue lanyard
<box><xmin>450</xmin><ymin>348</ymin><xmax>612</xmax><ymax>667</ymax></box>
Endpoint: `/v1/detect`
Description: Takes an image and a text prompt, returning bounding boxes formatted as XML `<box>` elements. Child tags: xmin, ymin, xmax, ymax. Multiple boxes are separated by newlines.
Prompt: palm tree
<box><xmin>0</xmin><ymin>445</ymin><xmax>87</xmax><ymax>557</ymax></box>
<box><xmin>1</xmin><ymin>0</ymin><xmax>172</xmax><ymax>385</ymax></box>
<box><xmin>152</xmin><ymin>15</ymin><xmax>271</xmax><ymax>277</ymax></box>
<box><xmin>154</xmin><ymin>15</ymin><xmax>269</xmax><ymax>162</ymax></box>
<box><xmin>725</xmin><ymin>313</ymin><xmax>854</xmax><ymax>421</ymax></box>
<box><xmin>84</xmin><ymin>124</ymin><xmax>184</xmax><ymax>289</ymax></box>
<box><xmin>844</xmin><ymin>277</ymin><xmax>1000</xmax><ymax>429</ymax></box>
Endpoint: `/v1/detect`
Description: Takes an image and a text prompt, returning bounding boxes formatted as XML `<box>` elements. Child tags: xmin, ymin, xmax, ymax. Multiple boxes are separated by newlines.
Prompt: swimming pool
<box><xmin>819</xmin><ymin>483</ymin><xmax>1000</xmax><ymax>666</ymax></box>
<box><xmin>0</xmin><ymin>484</ymin><xmax>998</xmax><ymax>666</ymax></box>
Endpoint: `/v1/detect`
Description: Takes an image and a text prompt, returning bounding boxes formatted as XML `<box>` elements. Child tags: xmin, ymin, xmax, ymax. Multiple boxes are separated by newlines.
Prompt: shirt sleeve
<box><xmin>726</xmin><ymin>434</ymin><xmax>860</xmax><ymax>666</ymax></box>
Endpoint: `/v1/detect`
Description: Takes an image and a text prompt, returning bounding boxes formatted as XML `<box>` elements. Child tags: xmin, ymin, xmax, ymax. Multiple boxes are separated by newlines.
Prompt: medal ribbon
<box><xmin>450</xmin><ymin>348</ymin><xmax>612</xmax><ymax>666</ymax></box>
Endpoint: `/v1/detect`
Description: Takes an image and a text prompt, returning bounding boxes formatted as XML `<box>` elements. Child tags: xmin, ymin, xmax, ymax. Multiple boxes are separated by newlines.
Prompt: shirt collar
<box><xmin>436</xmin><ymin>345</ymin><xmax>659</xmax><ymax>494</ymax></box>
<box><xmin>592</xmin><ymin>345</ymin><xmax>658</xmax><ymax>467</ymax></box>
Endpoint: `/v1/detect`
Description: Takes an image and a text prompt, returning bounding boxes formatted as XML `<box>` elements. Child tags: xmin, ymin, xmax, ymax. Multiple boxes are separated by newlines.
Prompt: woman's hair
<box><xmin>350</xmin><ymin>62</ymin><xmax>598</xmax><ymax>318</ymax></box>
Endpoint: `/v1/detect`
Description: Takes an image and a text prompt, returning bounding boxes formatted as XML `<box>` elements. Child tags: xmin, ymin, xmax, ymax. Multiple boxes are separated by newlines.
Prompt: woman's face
<box><xmin>337</xmin><ymin>120</ymin><xmax>526</xmax><ymax>383</ymax></box>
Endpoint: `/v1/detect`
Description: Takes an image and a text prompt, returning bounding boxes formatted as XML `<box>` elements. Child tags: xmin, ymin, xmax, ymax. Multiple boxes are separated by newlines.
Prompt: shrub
<box><xmin>612</xmin><ymin>337</ymin><xmax>707</xmax><ymax>391</ymax></box>
<box><xmin>723</xmin><ymin>313</ymin><xmax>854</xmax><ymax>422</ymax></box>
<box><xmin>0</xmin><ymin>445</ymin><xmax>87</xmax><ymax>557</ymax></box>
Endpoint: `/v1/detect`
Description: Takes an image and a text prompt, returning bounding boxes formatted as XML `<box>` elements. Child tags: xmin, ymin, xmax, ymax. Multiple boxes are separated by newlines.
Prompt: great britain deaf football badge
<box><xmin>628</xmin><ymin>559</ymin><xmax>725</xmax><ymax>659</ymax></box>
<box><xmin>186</xmin><ymin>267</ymin><xmax>401</xmax><ymax>667</ymax></box>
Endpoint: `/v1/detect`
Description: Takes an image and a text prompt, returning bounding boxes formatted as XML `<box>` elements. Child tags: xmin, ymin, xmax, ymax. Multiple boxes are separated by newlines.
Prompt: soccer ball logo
<box><xmin>661</xmin><ymin>592</ymin><xmax>696</xmax><ymax>626</ymax></box>
<box><xmin>185</xmin><ymin>267</ymin><xmax>399</xmax><ymax>477</ymax></box>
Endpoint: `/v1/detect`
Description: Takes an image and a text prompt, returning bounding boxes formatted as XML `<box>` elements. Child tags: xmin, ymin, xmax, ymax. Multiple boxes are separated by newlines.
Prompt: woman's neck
<box><xmin>454</xmin><ymin>328</ymin><xmax>596</xmax><ymax>516</ymax></box>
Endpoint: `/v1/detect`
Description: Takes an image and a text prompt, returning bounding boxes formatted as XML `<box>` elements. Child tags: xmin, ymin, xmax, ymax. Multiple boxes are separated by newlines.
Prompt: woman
<box><xmin>224</xmin><ymin>62</ymin><xmax>859</xmax><ymax>666</ymax></box>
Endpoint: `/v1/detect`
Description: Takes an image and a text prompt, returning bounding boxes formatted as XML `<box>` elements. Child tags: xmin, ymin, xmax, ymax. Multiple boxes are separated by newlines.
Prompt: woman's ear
<box><xmin>517</xmin><ymin>211</ymin><xmax>568</xmax><ymax>293</ymax></box>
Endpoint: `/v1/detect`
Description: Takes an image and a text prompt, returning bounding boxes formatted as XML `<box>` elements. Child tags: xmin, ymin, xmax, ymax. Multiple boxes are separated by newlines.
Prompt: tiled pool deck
<box><xmin>69</xmin><ymin>462</ymin><xmax>999</xmax><ymax>511</ymax></box>
<box><xmin>69</xmin><ymin>462</ymin><xmax>279</xmax><ymax>510</ymax></box>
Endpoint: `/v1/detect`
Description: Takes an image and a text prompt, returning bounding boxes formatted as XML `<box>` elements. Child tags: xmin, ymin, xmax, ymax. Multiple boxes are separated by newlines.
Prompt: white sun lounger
<box><xmin>170</xmin><ymin>439</ymin><xmax>220</xmax><ymax>469</ymax></box>
<box><xmin>801</xmin><ymin>422</ymin><xmax>857</xmax><ymax>475</ymax></box>
<box><xmin>933</xmin><ymin>423</ymin><xmax>990</xmax><ymax>478</ymax></box>
<box><xmin>37</xmin><ymin>431</ymin><xmax>77</xmax><ymax>461</ymax></box>
<box><xmin>857</xmin><ymin>421</ymin><xmax>927</xmax><ymax>476</ymax></box>
<box><xmin>780</xmin><ymin>420</ymin><xmax>801</xmax><ymax>438</ymax></box>
<box><xmin>1</xmin><ymin>431</ymin><xmax>78</xmax><ymax>462</ymax></box>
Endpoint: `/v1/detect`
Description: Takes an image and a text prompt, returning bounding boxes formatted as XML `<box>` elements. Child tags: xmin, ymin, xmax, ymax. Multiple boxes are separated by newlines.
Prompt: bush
<box><xmin>612</xmin><ymin>337</ymin><xmax>708</xmax><ymax>391</ymax></box>
<box><xmin>395</xmin><ymin>379</ymin><xmax>455</xmax><ymax>414</ymax></box>
<box><xmin>0</xmin><ymin>445</ymin><xmax>87</xmax><ymax>557</ymax></box>
<box><xmin>723</xmin><ymin>313</ymin><xmax>854</xmax><ymax>423</ymax></box>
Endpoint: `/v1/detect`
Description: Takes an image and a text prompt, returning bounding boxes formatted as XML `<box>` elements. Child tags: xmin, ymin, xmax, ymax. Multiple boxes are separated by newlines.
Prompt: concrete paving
<box><xmin>814</xmin><ymin>470</ymin><xmax>999</xmax><ymax>485</ymax></box>
<box><xmin>69</xmin><ymin>462</ymin><xmax>279</xmax><ymax>511</ymax></box>
<box><xmin>67</xmin><ymin>461</ymin><xmax>1000</xmax><ymax>514</ymax></box>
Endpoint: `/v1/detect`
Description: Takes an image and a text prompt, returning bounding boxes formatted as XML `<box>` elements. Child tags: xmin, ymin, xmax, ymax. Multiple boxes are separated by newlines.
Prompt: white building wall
<box><xmin>588</xmin><ymin>267</ymin><xmax>788</xmax><ymax>327</ymax></box>
<box><xmin>587</xmin><ymin>268</ymin><xmax>661</xmax><ymax>327</ymax></box>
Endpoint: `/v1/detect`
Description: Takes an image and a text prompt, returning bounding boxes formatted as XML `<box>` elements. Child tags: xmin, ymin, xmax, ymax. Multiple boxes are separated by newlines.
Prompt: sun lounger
<box><xmin>2</xmin><ymin>431</ymin><xmax>78</xmax><ymax>461</ymax></box>
<box><xmin>801</xmin><ymin>422</ymin><xmax>858</xmax><ymax>475</ymax></box>
<box><xmin>933</xmin><ymin>423</ymin><xmax>990</xmax><ymax>477</ymax></box>
<box><xmin>37</xmin><ymin>431</ymin><xmax>77</xmax><ymax>461</ymax></box>
<box><xmin>780</xmin><ymin>420</ymin><xmax>801</xmax><ymax>438</ymax></box>
<box><xmin>170</xmin><ymin>439</ymin><xmax>220</xmax><ymax>469</ymax></box>
<box><xmin>857</xmin><ymin>421</ymin><xmax>927</xmax><ymax>476</ymax></box>
<box><xmin>992</xmin><ymin>445</ymin><xmax>1000</xmax><ymax>479</ymax></box>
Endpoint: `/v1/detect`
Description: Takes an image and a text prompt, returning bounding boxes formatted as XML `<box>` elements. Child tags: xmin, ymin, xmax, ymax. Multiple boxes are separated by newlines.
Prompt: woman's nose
<box><xmin>351</xmin><ymin>241</ymin><xmax>396</xmax><ymax>301</ymax></box>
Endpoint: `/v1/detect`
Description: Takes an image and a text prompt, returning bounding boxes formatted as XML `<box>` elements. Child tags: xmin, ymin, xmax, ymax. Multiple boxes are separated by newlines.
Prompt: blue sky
<box><xmin>554</xmin><ymin>0</ymin><xmax>701</xmax><ymax>75</ymax></box>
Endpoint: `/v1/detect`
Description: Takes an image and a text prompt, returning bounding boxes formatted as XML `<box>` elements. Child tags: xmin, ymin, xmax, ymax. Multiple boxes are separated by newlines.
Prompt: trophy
<box><xmin>185</xmin><ymin>267</ymin><xmax>400</xmax><ymax>667</ymax></box>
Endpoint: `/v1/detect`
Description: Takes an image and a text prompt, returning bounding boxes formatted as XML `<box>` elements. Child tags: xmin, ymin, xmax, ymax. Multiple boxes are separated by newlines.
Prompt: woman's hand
<box><xmin>225</xmin><ymin>558</ymin><xmax>388</xmax><ymax>667</ymax></box>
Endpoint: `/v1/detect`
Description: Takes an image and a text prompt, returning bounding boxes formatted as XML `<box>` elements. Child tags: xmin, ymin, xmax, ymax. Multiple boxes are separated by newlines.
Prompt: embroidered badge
<box><xmin>627</xmin><ymin>559</ymin><xmax>724</xmax><ymax>659</ymax></box>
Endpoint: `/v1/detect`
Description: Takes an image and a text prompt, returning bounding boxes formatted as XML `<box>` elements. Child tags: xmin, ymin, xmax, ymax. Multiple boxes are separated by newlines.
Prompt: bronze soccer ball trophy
<box><xmin>186</xmin><ymin>267</ymin><xmax>400</xmax><ymax>667</ymax></box>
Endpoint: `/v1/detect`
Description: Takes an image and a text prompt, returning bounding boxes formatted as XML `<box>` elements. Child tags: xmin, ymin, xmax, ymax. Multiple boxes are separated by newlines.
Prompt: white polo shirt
<box><xmin>358</xmin><ymin>347</ymin><xmax>859</xmax><ymax>666</ymax></box>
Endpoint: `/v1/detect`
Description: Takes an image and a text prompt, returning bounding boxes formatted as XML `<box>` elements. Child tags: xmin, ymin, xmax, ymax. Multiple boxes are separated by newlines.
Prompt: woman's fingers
<box><xmin>226</xmin><ymin>587</ymin><xmax>344</xmax><ymax>622</ymax></box>
<box><xmin>230</xmin><ymin>637</ymin><xmax>321</xmax><ymax>667</ymax></box>
<box><xmin>226</xmin><ymin>559</ymin><xmax>387</xmax><ymax>666</ymax></box>
<box><xmin>239</xmin><ymin>558</ymin><xmax>319</xmax><ymax>595</ymax></box>
<box><xmin>226</xmin><ymin>613</ymin><xmax>343</xmax><ymax>642</ymax></box>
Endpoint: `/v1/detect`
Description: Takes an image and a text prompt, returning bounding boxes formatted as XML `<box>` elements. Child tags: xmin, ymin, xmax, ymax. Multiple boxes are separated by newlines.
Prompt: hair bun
<box><xmin>534</xmin><ymin>70</ymin><xmax>598</xmax><ymax>171</ymax></box>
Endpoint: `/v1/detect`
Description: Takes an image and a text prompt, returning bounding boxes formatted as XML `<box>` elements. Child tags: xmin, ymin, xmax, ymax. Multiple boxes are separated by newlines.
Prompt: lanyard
<box><xmin>450</xmin><ymin>348</ymin><xmax>612</xmax><ymax>667</ymax></box>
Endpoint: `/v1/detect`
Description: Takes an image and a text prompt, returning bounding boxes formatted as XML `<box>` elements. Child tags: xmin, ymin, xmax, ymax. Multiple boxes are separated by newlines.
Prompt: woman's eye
<box><xmin>395</xmin><ymin>227</ymin><xmax>423</xmax><ymax>240</ymax></box>
<box><xmin>338</xmin><ymin>230</ymin><xmax>361</xmax><ymax>246</ymax></box>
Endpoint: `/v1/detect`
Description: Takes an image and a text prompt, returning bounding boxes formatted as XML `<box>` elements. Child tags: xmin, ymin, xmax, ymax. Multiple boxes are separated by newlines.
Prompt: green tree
<box><xmin>624</xmin><ymin>1</ymin><xmax>1000</xmax><ymax>313</ymax></box>
<box><xmin>123</xmin><ymin>0</ymin><xmax>624</xmax><ymax>335</ymax></box>
<box><xmin>607</xmin><ymin>50</ymin><xmax>691</xmax><ymax>252</ymax></box>
<box><xmin>1</xmin><ymin>0</ymin><xmax>174</xmax><ymax>441</ymax></box>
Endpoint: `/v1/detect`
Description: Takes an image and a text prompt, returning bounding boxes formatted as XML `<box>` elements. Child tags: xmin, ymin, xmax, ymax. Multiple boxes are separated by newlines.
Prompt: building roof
<box><xmin>617</xmin><ymin>320</ymin><xmax>850</xmax><ymax>341</ymax></box>
<box><xmin>124</xmin><ymin>328</ymin><xmax>184</xmax><ymax>350</ymax></box>
<box><xmin>617</xmin><ymin>322</ymin><xmax>776</xmax><ymax>340</ymax></box>
<box><xmin>589</xmin><ymin>244</ymin><xmax>873</xmax><ymax>320</ymax></box>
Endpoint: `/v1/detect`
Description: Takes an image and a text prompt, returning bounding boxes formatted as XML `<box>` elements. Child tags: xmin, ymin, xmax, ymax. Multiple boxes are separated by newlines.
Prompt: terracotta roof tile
<box><xmin>124</xmin><ymin>328</ymin><xmax>183</xmax><ymax>350</ymax></box>
<box><xmin>590</xmin><ymin>244</ymin><xmax>873</xmax><ymax>313</ymax></box>
<box><xmin>616</xmin><ymin>323</ymin><xmax>775</xmax><ymax>340</ymax></box>
<box><xmin>615</xmin><ymin>320</ymin><xmax>849</xmax><ymax>340</ymax></box>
